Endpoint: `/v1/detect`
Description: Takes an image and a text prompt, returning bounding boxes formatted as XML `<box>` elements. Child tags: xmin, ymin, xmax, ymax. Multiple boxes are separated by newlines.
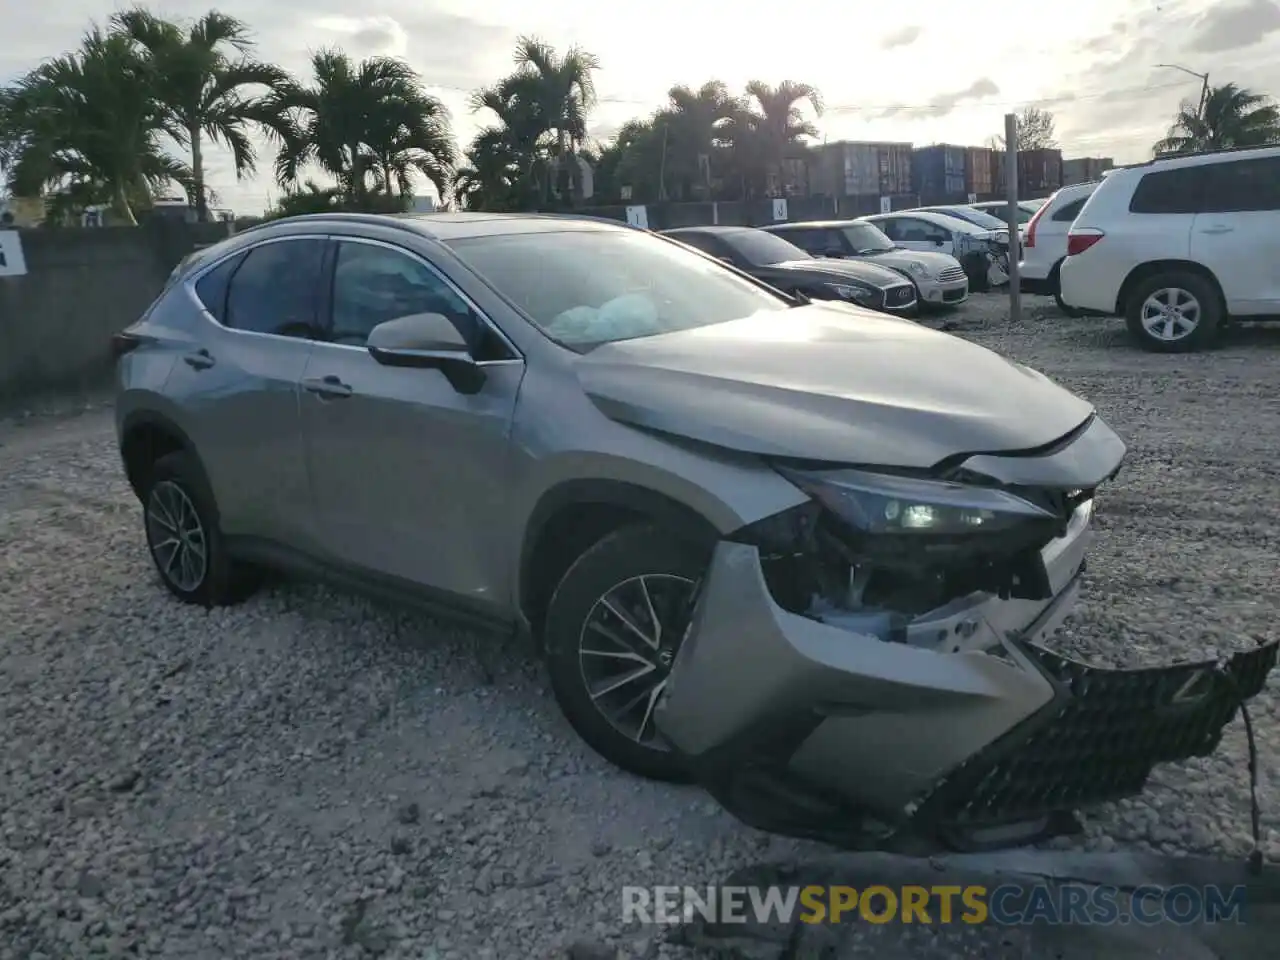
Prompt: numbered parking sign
<box><xmin>0</xmin><ymin>230</ymin><xmax>28</xmax><ymax>277</ymax></box>
<box><xmin>771</xmin><ymin>198</ymin><xmax>788</xmax><ymax>221</ymax></box>
<box><xmin>879</xmin><ymin>196</ymin><xmax>892</xmax><ymax>214</ymax></box>
<box><xmin>625</xmin><ymin>205</ymin><xmax>649</xmax><ymax>230</ymax></box>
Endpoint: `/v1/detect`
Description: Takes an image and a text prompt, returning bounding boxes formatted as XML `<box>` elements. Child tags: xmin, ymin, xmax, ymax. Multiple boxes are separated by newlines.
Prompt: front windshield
<box><xmin>447</xmin><ymin>229</ymin><xmax>789</xmax><ymax>351</ymax></box>
<box><xmin>839</xmin><ymin>222</ymin><xmax>896</xmax><ymax>254</ymax></box>
<box><xmin>720</xmin><ymin>229</ymin><xmax>811</xmax><ymax>266</ymax></box>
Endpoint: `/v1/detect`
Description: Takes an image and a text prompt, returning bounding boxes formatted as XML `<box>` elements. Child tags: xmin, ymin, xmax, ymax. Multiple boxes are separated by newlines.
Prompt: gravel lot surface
<box><xmin>3</xmin><ymin>294</ymin><xmax>1279</xmax><ymax>959</ymax></box>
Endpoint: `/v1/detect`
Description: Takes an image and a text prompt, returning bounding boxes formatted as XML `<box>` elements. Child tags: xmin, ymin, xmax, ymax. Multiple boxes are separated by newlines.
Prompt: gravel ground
<box><xmin>3</xmin><ymin>294</ymin><xmax>1280</xmax><ymax>959</ymax></box>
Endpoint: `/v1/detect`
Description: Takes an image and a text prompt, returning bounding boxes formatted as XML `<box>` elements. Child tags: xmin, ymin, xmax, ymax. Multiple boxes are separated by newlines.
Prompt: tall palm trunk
<box><xmin>112</xmin><ymin>182</ymin><xmax>138</xmax><ymax>226</ymax></box>
<box><xmin>349</xmin><ymin>143</ymin><xmax>365</xmax><ymax>206</ymax></box>
<box><xmin>189</xmin><ymin>123</ymin><xmax>207</xmax><ymax>221</ymax></box>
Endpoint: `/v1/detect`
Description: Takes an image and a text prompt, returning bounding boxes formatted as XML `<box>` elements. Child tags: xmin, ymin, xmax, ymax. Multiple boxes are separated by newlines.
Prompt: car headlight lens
<box><xmin>826</xmin><ymin>282</ymin><xmax>877</xmax><ymax>304</ymax></box>
<box><xmin>775</xmin><ymin>466</ymin><xmax>1055</xmax><ymax>536</ymax></box>
<box><xmin>905</xmin><ymin>261</ymin><xmax>928</xmax><ymax>277</ymax></box>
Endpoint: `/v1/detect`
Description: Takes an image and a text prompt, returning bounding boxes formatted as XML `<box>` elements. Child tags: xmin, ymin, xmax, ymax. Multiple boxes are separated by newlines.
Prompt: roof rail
<box><xmin>1123</xmin><ymin>142</ymin><xmax>1280</xmax><ymax>169</ymax></box>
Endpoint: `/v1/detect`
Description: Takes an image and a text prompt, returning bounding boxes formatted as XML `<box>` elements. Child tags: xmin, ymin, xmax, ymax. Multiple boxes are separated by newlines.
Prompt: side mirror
<box><xmin>366</xmin><ymin>312</ymin><xmax>485</xmax><ymax>394</ymax></box>
<box><xmin>933</xmin><ymin>238</ymin><xmax>946</xmax><ymax>246</ymax></box>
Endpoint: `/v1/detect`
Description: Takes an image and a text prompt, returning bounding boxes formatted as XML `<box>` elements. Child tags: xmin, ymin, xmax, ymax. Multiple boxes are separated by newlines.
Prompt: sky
<box><xmin>4</xmin><ymin>0</ymin><xmax>1280</xmax><ymax>213</ymax></box>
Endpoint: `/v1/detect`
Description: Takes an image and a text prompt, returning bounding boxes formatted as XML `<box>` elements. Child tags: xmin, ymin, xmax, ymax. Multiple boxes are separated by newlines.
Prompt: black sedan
<box><xmin>660</xmin><ymin>226</ymin><xmax>918</xmax><ymax>317</ymax></box>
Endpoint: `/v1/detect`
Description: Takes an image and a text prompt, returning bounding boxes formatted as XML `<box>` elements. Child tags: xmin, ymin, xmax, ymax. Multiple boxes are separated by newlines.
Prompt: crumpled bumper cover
<box><xmin>655</xmin><ymin>537</ymin><xmax>1279</xmax><ymax>852</ymax></box>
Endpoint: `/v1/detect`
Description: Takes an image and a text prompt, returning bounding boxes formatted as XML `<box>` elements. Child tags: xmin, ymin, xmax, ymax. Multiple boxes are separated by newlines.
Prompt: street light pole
<box><xmin>1155</xmin><ymin>63</ymin><xmax>1210</xmax><ymax>122</ymax></box>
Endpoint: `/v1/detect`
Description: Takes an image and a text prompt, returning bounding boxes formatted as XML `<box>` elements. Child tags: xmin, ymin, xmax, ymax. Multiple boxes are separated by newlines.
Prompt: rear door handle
<box><xmin>183</xmin><ymin>349</ymin><xmax>215</xmax><ymax>370</ymax></box>
<box><xmin>302</xmin><ymin>375</ymin><xmax>353</xmax><ymax>399</ymax></box>
<box><xmin>1199</xmin><ymin>225</ymin><xmax>1234</xmax><ymax>235</ymax></box>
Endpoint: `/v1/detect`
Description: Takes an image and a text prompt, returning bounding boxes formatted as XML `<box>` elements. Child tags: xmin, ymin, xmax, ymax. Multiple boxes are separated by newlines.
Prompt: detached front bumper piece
<box><xmin>656</xmin><ymin>521</ymin><xmax>1278</xmax><ymax>853</ymax></box>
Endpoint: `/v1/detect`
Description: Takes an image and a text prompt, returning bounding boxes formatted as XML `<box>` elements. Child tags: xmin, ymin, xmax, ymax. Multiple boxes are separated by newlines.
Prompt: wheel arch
<box><xmin>1114</xmin><ymin>260</ymin><xmax>1226</xmax><ymax>318</ymax></box>
<box><xmin>119</xmin><ymin>411</ymin><xmax>213</xmax><ymax>505</ymax></box>
<box><xmin>517</xmin><ymin>479</ymin><xmax>722</xmax><ymax>646</ymax></box>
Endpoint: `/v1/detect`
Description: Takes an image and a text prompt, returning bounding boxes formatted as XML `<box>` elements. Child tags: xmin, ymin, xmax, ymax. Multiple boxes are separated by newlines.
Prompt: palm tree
<box><xmin>3</xmin><ymin>28</ymin><xmax>188</xmax><ymax>224</ymax></box>
<box><xmin>1154</xmin><ymin>82</ymin><xmax>1280</xmax><ymax>155</ymax></box>
<box><xmin>739</xmin><ymin>80</ymin><xmax>822</xmax><ymax>197</ymax></box>
<box><xmin>264</xmin><ymin>49</ymin><xmax>456</xmax><ymax>210</ymax></box>
<box><xmin>109</xmin><ymin>7</ymin><xmax>290</xmax><ymax>221</ymax></box>
<box><xmin>660</xmin><ymin>81</ymin><xmax>740</xmax><ymax>199</ymax></box>
<box><xmin>467</xmin><ymin>70</ymin><xmax>553</xmax><ymax>205</ymax></box>
<box><xmin>507</xmin><ymin>36</ymin><xmax>600</xmax><ymax>201</ymax></box>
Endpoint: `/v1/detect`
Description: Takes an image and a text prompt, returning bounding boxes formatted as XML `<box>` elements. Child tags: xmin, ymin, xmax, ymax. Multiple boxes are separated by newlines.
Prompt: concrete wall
<box><xmin>0</xmin><ymin>221</ymin><xmax>232</xmax><ymax>400</ymax></box>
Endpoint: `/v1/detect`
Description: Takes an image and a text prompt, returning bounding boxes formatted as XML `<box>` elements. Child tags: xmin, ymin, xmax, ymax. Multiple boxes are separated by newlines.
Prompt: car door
<box><xmin>171</xmin><ymin>235</ymin><xmax>328</xmax><ymax>547</ymax></box>
<box><xmin>894</xmin><ymin>217</ymin><xmax>956</xmax><ymax>256</ymax></box>
<box><xmin>1191</xmin><ymin>155</ymin><xmax>1280</xmax><ymax>314</ymax></box>
<box><xmin>299</xmin><ymin>235</ymin><xmax>525</xmax><ymax>604</ymax></box>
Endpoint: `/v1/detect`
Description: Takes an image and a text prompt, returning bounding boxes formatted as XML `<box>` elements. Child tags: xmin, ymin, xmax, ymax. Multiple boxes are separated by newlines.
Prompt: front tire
<box><xmin>142</xmin><ymin>451</ymin><xmax>258</xmax><ymax>607</ymax></box>
<box><xmin>1124</xmin><ymin>272</ymin><xmax>1222</xmax><ymax>353</ymax></box>
<box><xmin>543</xmin><ymin>524</ymin><xmax>708</xmax><ymax>782</ymax></box>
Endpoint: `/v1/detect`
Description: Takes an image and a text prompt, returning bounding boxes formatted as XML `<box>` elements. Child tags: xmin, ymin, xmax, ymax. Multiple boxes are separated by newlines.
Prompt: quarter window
<box><xmin>224</xmin><ymin>239</ymin><xmax>327</xmax><ymax>337</ymax></box>
<box><xmin>193</xmin><ymin>252</ymin><xmax>244</xmax><ymax>323</ymax></box>
<box><xmin>1201</xmin><ymin>157</ymin><xmax>1280</xmax><ymax>213</ymax></box>
<box><xmin>1052</xmin><ymin>197</ymin><xmax>1088</xmax><ymax>222</ymax></box>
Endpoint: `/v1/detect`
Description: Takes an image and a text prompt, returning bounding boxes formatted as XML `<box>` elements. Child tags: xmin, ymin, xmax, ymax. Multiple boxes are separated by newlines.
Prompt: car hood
<box><xmin>853</xmin><ymin>249</ymin><xmax>960</xmax><ymax>277</ymax></box>
<box><xmin>576</xmin><ymin>303</ymin><xmax>1094</xmax><ymax>468</ymax></box>
<box><xmin>768</xmin><ymin>258</ymin><xmax>909</xmax><ymax>287</ymax></box>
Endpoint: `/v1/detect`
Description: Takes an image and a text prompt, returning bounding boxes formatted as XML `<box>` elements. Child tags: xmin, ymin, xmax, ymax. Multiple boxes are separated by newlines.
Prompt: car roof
<box><xmin>662</xmin><ymin>225</ymin><xmax>761</xmax><ymax>235</ymax></box>
<box><xmin>234</xmin><ymin>211</ymin><xmax>637</xmax><ymax>243</ymax></box>
<box><xmin>1115</xmin><ymin>143</ymin><xmax>1280</xmax><ymax>174</ymax></box>
<box><xmin>764</xmin><ymin>220</ymin><xmax>857</xmax><ymax>229</ymax></box>
<box><xmin>864</xmin><ymin>210</ymin><xmax>989</xmax><ymax>233</ymax></box>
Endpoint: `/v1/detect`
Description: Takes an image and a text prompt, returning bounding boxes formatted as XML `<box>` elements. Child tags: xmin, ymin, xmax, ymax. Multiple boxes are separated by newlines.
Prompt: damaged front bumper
<box><xmin>655</xmin><ymin>423</ymin><xmax>1279</xmax><ymax>853</ymax></box>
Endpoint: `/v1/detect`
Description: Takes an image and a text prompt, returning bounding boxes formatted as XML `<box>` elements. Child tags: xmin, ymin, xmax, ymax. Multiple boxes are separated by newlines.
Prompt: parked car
<box><xmin>660</xmin><ymin>225</ymin><xmax>918</xmax><ymax>317</ymax></box>
<box><xmin>763</xmin><ymin>219</ymin><xmax>970</xmax><ymax>308</ymax></box>
<box><xmin>913</xmin><ymin>204</ymin><xmax>1025</xmax><ymax>239</ymax></box>
<box><xmin>1059</xmin><ymin>145</ymin><xmax>1280</xmax><ymax>352</ymax></box>
<box><xmin>1018</xmin><ymin>181</ymin><xmax>1100</xmax><ymax>313</ymax></box>
<box><xmin>113</xmin><ymin>212</ymin><xmax>1277</xmax><ymax>854</ymax></box>
<box><xmin>970</xmin><ymin>199</ymin><xmax>1045</xmax><ymax>224</ymax></box>
<box><xmin>861</xmin><ymin>210</ymin><xmax>1010</xmax><ymax>291</ymax></box>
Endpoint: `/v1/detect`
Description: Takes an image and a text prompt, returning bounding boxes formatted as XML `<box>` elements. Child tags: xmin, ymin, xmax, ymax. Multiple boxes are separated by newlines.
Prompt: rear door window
<box><xmin>1128</xmin><ymin>167</ymin><xmax>1206</xmax><ymax>214</ymax></box>
<box><xmin>224</xmin><ymin>239</ymin><xmax>328</xmax><ymax>338</ymax></box>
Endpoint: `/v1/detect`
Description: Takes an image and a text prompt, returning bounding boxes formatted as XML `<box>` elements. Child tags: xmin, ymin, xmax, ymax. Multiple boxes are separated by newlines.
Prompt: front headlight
<box><xmin>775</xmin><ymin>466</ymin><xmax>1054</xmax><ymax>536</ymax></box>
<box><xmin>905</xmin><ymin>261</ymin><xmax>928</xmax><ymax>278</ymax></box>
<box><xmin>826</xmin><ymin>282</ymin><xmax>877</xmax><ymax>305</ymax></box>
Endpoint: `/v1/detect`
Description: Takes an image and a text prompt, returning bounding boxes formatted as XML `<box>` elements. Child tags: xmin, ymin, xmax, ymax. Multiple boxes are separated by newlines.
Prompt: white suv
<box><xmin>1018</xmin><ymin>181</ymin><xmax>1098</xmax><ymax>314</ymax></box>
<box><xmin>1059</xmin><ymin>145</ymin><xmax>1280</xmax><ymax>352</ymax></box>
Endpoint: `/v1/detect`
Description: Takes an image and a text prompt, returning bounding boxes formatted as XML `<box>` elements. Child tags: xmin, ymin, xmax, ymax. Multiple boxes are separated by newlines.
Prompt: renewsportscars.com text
<box><xmin>622</xmin><ymin>883</ymin><xmax>1249</xmax><ymax>926</ymax></box>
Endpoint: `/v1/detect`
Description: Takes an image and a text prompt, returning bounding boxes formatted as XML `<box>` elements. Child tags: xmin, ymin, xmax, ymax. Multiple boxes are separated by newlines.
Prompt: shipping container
<box><xmin>911</xmin><ymin>145</ymin><xmax>968</xmax><ymax>200</ymax></box>
<box><xmin>965</xmin><ymin>147</ymin><xmax>996</xmax><ymax>195</ymax></box>
<box><xmin>1062</xmin><ymin>158</ymin><xmax>1089</xmax><ymax>186</ymax></box>
<box><xmin>1017</xmin><ymin>148</ymin><xmax>1063</xmax><ymax>194</ymax></box>
<box><xmin>807</xmin><ymin>141</ymin><xmax>913</xmax><ymax>197</ymax></box>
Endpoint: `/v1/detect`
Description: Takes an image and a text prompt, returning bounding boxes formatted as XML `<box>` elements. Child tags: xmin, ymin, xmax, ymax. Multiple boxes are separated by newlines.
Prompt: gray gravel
<box><xmin>2</xmin><ymin>294</ymin><xmax>1279</xmax><ymax>959</ymax></box>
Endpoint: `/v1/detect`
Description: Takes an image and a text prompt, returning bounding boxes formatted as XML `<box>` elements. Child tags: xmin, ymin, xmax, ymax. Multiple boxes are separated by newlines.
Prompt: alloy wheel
<box><xmin>577</xmin><ymin>574</ymin><xmax>697</xmax><ymax>749</ymax></box>
<box><xmin>146</xmin><ymin>480</ymin><xmax>208</xmax><ymax>593</ymax></box>
<box><xmin>1140</xmin><ymin>287</ymin><xmax>1201</xmax><ymax>342</ymax></box>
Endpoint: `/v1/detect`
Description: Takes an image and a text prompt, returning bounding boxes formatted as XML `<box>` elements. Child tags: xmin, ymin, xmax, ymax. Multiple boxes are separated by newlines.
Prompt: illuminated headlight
<box><xmin>826</xmin><ymin>282</ymin><xmax>877</xmax><ymax>305</ymax></box>
<box><xmin>775</xmin><ymin>466</ymin><xmax>1055</xmax><ymax>536</ymax></box>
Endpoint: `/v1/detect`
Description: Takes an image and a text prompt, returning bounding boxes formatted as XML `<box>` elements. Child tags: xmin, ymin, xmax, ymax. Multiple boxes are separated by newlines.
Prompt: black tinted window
<box><xmin>330</xmin><ymin>241</ymin><xmax>485</xmax><ymax>351</ymax></box>
<box><xmin>875</xmin><ymin>218</ymin><xmax>903</xmax><ymax>241</ymax></box>
<box><xmin>193</xmin><ymin>253</ymin><xmax>243</xmax><ymax>322</ymax></box>
<box><xmin>779</xmin><ymin>229</ymin><xmax>831</xmax><ymax>254</ymax></box>
<box><xmin>225</xmin><ymin>240</ymin><xmax>327</xmax><ymax>337</ymax></box>
<box><xmin>1201</xmin><ymin>157</ymin><xmax>1280</xmax><ymax>213</ymax></box>
<box><xmin>1128</xmin><ymin>168</ymin><xmax>1205</xmax><ymax>214</ymax></box>
<box><xmin>667</xmin><ymin>232</ymin><xmax>723</xmax><ymax>257</ymax></box>
<box><xmin>1052</xmin><ymin>197</ymin><xmax>1088</xmax><ymax>222</ymax></box>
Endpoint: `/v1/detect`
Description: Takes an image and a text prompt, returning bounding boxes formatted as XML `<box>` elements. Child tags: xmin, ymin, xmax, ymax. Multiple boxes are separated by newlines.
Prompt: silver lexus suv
<box><xmin>114</xmin><ymin>212</ymin><xmax>1276</xmax><ymax>853</ymax></box>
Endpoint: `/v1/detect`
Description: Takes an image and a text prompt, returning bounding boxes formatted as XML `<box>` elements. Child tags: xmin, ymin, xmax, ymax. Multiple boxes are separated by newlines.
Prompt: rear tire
<box><xmin>543</xmin><ymin>524</ymin><xmax>708</xmax><ymax>782</ymax></box>
<box><xmin>1124</xmin><ymin>271</ymin><xmax>1222</xmax><ymax>353</ymax></box>
<box><xmin>141</xmin><ymin>451</ymin><xmax>259</xmax><ymax>607</ymax></box>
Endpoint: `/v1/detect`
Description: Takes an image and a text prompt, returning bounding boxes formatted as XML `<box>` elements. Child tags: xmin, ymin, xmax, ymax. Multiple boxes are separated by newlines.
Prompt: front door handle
<box><xmin>1199</xmin><ymin>225</ymin><xmax>1234</xmax><ymax>235</ymax></box>
<box><xmin>302</xmin><ymin>375</ymin><xmax>353</xmax><ymax>399</ymax></box>
<box><xmin>183</xmin><ymin>349</ymin><xmax>215</xmax><ymax>370</ymax></box>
